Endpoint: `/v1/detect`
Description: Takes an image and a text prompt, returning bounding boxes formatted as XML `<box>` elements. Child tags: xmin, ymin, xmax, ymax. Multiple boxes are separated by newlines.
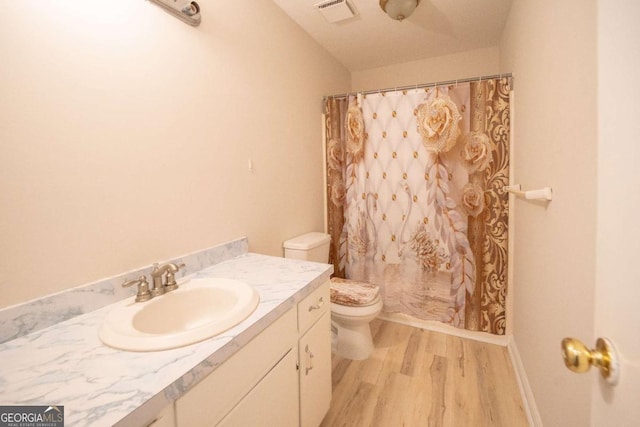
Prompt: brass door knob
<box><xmin>561</xmin><ymin>337</ymin><xmax>619</xmax><ymax>385</ymax></box>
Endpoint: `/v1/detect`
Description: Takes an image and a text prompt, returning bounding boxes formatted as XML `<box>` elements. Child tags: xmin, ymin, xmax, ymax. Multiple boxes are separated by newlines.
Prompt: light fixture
<box><xmin>379</xmin><ymin>0</ymin><xmax>421</xmax><ymax>21</ymax></box>
<box><xmin>147</xmin><ymin>0</ymin><xmax>201</xmax><ymax>26</ymax></box>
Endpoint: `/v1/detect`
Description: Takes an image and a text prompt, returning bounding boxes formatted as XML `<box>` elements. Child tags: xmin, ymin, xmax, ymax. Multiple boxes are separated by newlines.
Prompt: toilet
<box><xmin>283</xmin><ymin>232</ymin><xmax>383</xmax><ymax>360</ymax></box>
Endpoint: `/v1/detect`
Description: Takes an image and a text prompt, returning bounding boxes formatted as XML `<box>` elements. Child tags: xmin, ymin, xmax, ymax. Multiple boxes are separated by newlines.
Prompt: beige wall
<box><xmin>500</xmin><ymin>0</ymin><xmax>597</xmax><ymax>425</ymax></box>
<box><xmin>351</xmin><ymin>46</ymin><xmax>500</xmax><ymax>92</ymax></box>
<box><xmin>0</xmin><ymin>0</ymin><xmax>350</xmax><ymax>308</ymax></box>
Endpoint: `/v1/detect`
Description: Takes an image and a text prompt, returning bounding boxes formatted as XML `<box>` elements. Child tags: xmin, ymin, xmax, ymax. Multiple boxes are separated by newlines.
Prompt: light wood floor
<box><xmin>320</xmin><ymin>320</ymin><xmax>528</xmax><ymax>427</ymax></box>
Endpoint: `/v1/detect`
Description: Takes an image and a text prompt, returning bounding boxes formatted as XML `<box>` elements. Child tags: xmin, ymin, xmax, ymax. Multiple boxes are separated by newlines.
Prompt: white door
<box><xmin>592</xmin><ymin>1</ymin><xmax>640</xmax><ymax>424</ymax></box>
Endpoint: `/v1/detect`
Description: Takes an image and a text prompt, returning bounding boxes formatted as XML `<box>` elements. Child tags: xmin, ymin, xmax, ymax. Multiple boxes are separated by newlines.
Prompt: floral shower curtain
<box><xmin>325</xmin><ymin>77</ymin><xmax>511</xmax><ymax>334</ymax></box>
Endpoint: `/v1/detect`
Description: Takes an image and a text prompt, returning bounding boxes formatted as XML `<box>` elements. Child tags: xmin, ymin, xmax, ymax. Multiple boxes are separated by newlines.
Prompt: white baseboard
<box><xmin>377</xmin><ymin>312</ymin><xmax>510</xmax><ymax>347</ymax></box>
<box><xmin>507</xmin><ymin>337</ymin><xmax>542</xmax><ymax>427</ymax></box>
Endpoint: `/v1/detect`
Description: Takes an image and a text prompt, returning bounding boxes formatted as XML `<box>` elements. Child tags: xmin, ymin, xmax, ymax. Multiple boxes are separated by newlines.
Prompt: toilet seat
<box><xmin>330</xmin><ymin>295</ymin><xmax>382</xmax><ymax>316</ymax></box>
<box><xmin>330</xmin><ymin>277</ymin><xmax>379</xmax><ymax>307</ymax></box>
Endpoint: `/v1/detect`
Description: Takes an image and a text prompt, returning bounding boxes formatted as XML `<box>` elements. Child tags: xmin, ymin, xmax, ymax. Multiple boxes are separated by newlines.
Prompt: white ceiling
<box><xmin>272</xmin><ymin>0</ymin><xmax>513</xmax><ymax>72</ymax></box>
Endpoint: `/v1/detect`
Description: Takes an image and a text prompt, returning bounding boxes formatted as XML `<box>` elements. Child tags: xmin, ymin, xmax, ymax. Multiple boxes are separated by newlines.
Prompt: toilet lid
<box><xmin>330</xmin><ymin>277</ymin><xmax>380</xmax><ymax>307</ymax></box>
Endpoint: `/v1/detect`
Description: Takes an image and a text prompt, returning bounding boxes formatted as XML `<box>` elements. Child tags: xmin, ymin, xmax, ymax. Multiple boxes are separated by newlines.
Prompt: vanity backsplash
<box><xmin>0</xmin><ymin>237</ymin><xmax>249</xmax><ymax>343</ymax></box>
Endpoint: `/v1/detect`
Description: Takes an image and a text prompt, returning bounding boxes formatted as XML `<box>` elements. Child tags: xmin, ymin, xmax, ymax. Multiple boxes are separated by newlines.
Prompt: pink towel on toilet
<box><xmin>330</xmin><ymin>277</ymin><xmax>379</xmax><ymax>306</ymax></box>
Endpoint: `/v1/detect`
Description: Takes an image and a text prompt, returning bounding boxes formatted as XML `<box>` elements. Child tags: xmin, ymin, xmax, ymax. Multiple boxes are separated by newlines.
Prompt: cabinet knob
<box><xmin>561</xmin><ymin>337</ymin><xmax>619</xmax><ymax>385</ymax></box>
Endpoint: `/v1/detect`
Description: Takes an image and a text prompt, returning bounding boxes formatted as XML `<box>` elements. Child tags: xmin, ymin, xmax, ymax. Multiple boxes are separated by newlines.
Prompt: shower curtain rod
<box><xmin>323</xmin><ymin>73</ymin><xmax>513</xmax><ymax>100</ymax></box>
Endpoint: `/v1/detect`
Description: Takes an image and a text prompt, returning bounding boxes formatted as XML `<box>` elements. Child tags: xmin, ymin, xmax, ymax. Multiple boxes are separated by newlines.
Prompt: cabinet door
<box><xmin>146</xmin><ymin>404</ymin><xmax>175</xmax><ymax>427</ymax></box>
<box><xmin>176</xmin><ymin>309</ymin><xmax>297</xmax><ymax>426</ymax></box>
<box><xmin>299</xmin><ymin>311</ymin><xmax>332</xmax><ymax>427</ymax></box>
<box><xmin>217</xmin><ymin>349</ymin><xmax>299</xmax><ymax>427</ymax></box>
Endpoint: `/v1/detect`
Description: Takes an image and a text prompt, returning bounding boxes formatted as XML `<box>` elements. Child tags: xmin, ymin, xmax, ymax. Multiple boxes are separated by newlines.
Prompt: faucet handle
<box><xmin>164</xmin><ymin>263</ymin><xmax>186</xmax><ymax>292</ymax></box>
<box><xmin>122</xmin><ymin>276</ymin><xmax>152</xmax><ymax>302</ymax></box>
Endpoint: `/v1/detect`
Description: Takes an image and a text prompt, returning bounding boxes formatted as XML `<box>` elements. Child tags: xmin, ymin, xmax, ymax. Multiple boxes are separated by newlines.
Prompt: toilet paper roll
<box><xmin>524</xmin><ymin>187</ymin><xmax>553</xmax><ymax>200</ymax></box>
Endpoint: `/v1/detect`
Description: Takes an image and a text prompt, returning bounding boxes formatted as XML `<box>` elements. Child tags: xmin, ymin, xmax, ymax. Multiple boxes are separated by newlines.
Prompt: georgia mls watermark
<box><xmin>0</xmin><ymin>406</ymin><xmax>64</xmax><ymax>427</ymax></box>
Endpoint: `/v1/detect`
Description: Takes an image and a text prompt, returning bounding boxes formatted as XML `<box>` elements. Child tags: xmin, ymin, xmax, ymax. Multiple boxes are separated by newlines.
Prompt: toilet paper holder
<box><xmin>504</xmin><ymin>184</ymin><xmax>553</xmax><ymax>201</ymax></box>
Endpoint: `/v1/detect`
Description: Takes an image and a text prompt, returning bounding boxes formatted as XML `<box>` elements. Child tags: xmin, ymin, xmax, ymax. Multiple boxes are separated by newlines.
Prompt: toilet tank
<box><xmin>283</xmin><ymin>232</ymin><xmax>331</xmax><ymax>263</ymax></box>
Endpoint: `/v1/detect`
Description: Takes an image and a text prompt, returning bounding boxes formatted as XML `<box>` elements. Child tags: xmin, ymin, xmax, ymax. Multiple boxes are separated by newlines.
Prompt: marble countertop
<box><xmin>0</xmin><ymin>253</ymin><xmax>332</xmax><ymax>426</ymax></box>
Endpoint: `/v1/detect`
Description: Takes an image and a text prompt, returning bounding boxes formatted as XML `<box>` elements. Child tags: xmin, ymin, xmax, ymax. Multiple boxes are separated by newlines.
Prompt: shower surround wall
<box><xmin>326</xmin><ymin>78</ymin><xmax>511</xmax><ymax>334</ymax></box>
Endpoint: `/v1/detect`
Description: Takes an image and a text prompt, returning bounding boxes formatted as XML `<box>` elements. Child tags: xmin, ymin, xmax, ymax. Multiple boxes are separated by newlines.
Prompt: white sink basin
<box><xmin>99</xmin><ymin>278</ymin><xmax>260</xmax><ymax>351</ymax></box>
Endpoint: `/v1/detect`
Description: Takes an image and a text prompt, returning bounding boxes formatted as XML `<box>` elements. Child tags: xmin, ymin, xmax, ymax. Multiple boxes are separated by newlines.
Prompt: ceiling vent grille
<box><xmin>314</xmin><ymin>0</ymin><xmax>357</xmax><ymax>23</ymax></box>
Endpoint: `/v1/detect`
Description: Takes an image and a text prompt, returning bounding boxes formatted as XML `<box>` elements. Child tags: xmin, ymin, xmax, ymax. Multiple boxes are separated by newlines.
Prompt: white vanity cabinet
<box><xmin>175</xmin><ymin>308</ymin><xmax>298</xmax><ymax>426</ymax></box>
<box><xmin>297</xmin><ymin>282</ymin><xmax>332</xmax><ymax>427</ymax></box>
<box><xmin>173</xmin><ymin>281</ymin><xmax>331</xmax><ymax>427</ymax></box>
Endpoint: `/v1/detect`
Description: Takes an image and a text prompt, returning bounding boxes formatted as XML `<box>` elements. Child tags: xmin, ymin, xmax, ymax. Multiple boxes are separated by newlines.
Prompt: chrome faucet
<box><xmin>150</xmin><ymin>262</ymin><xmax>186</xmax><ymax>296</ymax></box>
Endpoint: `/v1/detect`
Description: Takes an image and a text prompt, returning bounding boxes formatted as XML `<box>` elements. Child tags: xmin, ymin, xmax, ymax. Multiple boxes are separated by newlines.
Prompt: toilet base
<box><xmin>331</xmin><ymin>320</ymin><xmax>375</xmax><ymax>360</ymax></box>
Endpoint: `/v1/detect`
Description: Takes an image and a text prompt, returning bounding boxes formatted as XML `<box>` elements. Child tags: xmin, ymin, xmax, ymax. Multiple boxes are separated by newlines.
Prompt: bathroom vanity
<box><xmin>0</xmin><ymin>238</ymin><xmax>333</xmax><ymax>426</ymax></box>
<box><xmin>174</xmin><ymin>281</ymin><xmax>330</xmax><ymax>427</ymax></box>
